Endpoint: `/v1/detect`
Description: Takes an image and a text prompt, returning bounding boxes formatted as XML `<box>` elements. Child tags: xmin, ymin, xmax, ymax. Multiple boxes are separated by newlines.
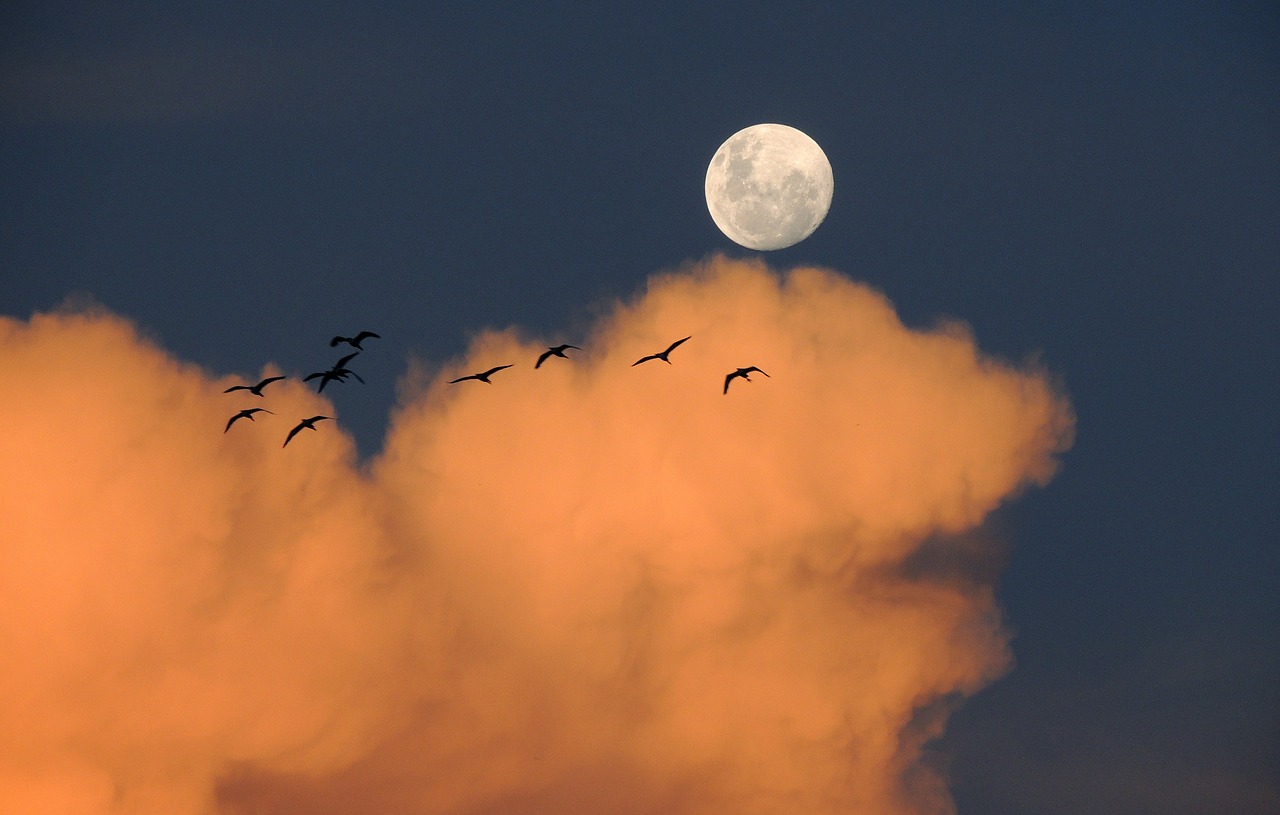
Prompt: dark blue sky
<box><xmin>3</xmin><ymin>3</ymin><xmax>1277</xmax><ymax>812</ymax></box>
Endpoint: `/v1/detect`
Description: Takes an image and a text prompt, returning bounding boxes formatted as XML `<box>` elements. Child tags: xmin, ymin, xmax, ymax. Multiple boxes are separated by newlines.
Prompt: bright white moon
<box><xmin>705</xmin><ymin>123</ymin><xmax>834</xmax><ymax>251</ymax></box>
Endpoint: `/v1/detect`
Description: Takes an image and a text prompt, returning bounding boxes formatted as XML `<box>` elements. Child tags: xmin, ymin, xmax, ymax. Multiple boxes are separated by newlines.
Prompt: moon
<box><xmin>704</xmin><ymin>123</ymin><xmax>834</xmax><ymax>251</ymax></box>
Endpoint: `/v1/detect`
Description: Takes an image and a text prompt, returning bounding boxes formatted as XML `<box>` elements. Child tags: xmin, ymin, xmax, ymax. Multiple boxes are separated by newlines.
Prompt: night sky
<box><xmin>2</xmin><ymin>3</ymin><xmax>1277</xmax><ymax>813</ymax></box>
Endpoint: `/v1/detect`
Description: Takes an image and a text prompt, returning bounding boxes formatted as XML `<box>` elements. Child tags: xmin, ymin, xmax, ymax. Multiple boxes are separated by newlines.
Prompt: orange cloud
<box><xmin>0</xmin><ymin>257</ymin><xmax>1072</xmax><ymax>814</ymax></box>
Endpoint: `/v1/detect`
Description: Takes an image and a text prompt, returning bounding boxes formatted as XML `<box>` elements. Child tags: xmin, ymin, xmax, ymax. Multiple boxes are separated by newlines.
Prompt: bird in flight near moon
<box><xmin>217</xmin><ymin>127</ymin><xmax>825</xmax><ymax>443</ymax></box>
<box><xmin>723</xmin><ymin>365</ymin><xmax>770</xmax><ymax>394</ymax></box>
<box><xmin>330</xmin><ymin>331</ymin><xmax>381</xmax><ymax>350</ymax></box>
<box><xmin>535</xmin><ymin>344</ymin><xmax>581</xmax><ymax>368</ymax></box>
<box><xmin>223</xmin><ymin>375</ymin><xmax>287</xmax><ymax>397</ymax></box>
<box><xmin>632</xmin><ymin>336</ymin><xmax>692</xmax><ymax>366</ymax></box>
<box><xmin>224</xmin><ymin>407</ymin><xmax>273</xmax><ymax>432</ymax></box>
<box><xmin>304</xmin><ymin>351</ymin><xmax>365</xmax><ymax>393</ymax></box>
<box><xmin>283</xmin><ymin>415</ymin><xmax>333</xmax><ymax>447</ymax></box>
<box><xmin>450</xmin><ymin>364</ymin><xmax>515</xmax><ymax>384</ymax></box>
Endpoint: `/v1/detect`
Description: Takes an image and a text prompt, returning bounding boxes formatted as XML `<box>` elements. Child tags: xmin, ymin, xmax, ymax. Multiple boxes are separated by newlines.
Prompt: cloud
<box><xmin>0</xmin><ymin>256</ymin><xmax>1072</xmax><ymax>814</ymax></box>
<box><xmin>0</xmin><ymin>308</ymin><xmax>414</xmax><ymax>814</ymax></box>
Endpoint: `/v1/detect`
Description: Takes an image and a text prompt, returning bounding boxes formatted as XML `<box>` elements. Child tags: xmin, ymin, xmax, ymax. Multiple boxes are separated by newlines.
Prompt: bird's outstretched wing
<box><xmin>447</xmin><ymin>374</ymin><xmax>476</xmax><ymax>384</ymax></box>
<box><xmin>335</xmin><ymin>351</ymin><xmax>360</xmax><ymax>369</ymax></box>
<box><xmin>257</xmin><ymin>375</ymin><xmax>286</xmax><ymax>389</ymax></box>
<box><xmin>664</xmin><ymin>336</ymin><xmax>691</xmax><ymax>355</ymax></box>
<box><xmin>535</xmin><ymin>349</ymin><xmax>554</xmax><ymax>368</ymax></box>
<box><xmin>223</xmin><ymin>384</ymin><xmax>250</xmax><ymax>393</ymax></box>
<box><xmin>723</xmin><ymin>372</ymin><xmax>737</xmax><ymax>394</ymax></box>
<box><xmin>355</xmin><ymin>331</ymin><xmax>380</xmax><ymax>343</ymax></box>
<box><xmin>302</xmin><ymin>371</ymin><xmax>325</xmax><ymax>382</ymax></box>
<box><xmin>746</xmin><ymin>366</ymin><xmax>769</xmax><ymax>377</ymax></box>
<box><xmin>225</xmin><ymin>413</ymin><xmax>243</xmax><ymax>432</ymax></box>
<box><xmin>283</xmin><ymin>424</ymin><xmax>304</xmax><ymax>447</ymax></box>
<box><xmin>631</xmin><ymin>353</ymin><xmax>658</xmax><ymax>367</ymax></box>
<box><xmin>482</xmin><ymin>364</ymin><xmax>513</xmax><ymax>378</ymax></box>
<box><xmin>329</xmin><ymin>336</ymin><xmax>347</xmax><ymax>347</ymax></box>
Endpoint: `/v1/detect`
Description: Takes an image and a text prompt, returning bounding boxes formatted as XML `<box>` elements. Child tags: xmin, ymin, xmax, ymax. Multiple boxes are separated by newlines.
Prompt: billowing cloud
<box><xmin>0</xmin><ymin>256</ymin><xmax>1072</xmax><ymax>814</ymax></box>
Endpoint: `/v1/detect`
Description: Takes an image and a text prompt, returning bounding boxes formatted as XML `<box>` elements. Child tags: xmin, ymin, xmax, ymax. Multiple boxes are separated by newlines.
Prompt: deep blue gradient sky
<box><xmin>3</xmin><ymin>3</ymin><xmax>1277</xmax><ymax>812</ymax></box>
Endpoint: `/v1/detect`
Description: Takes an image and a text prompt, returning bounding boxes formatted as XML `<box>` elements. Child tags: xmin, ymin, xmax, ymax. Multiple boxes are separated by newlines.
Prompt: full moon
<box><xmin>704</xmin><ymin>123</ymin><xmax>834</xmax><ymax>251</ymax></box>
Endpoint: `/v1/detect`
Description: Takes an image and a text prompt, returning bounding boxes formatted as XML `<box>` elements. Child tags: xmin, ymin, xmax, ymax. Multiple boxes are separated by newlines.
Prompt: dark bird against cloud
<box><xmin>449</xmin><ymin>364</ymin><xmax>514</xmax><ymax>384</ymax></box>
<box><xmin>330</xmin><ymin>331</ymin><xmax>381</xmax><ymax>350</ymax></box>
<box><xmin>223</xmin><ymin>407</ymin><xmax>273</xmax><ymax>433</ymax></box>
<box><xmin>304</xmin><ymin>352</ymin><xmax>365</xmax><ymax>393</ymax></box>
<box><xmin>723</xmin><ymin>365</ymin><xmax>770</xmax><ymax>394</ymax></box>
<box><xmin>222</xmin><ymin>375</ymin><xmax>286</xmax><ymax>397</ymax></box>
<box><xmin>631</xmin><ymin>335</ymin><xmax>691</xmax><ymax>366</ymax></box>
<box><xmin>535</xmin><ymin>344</ymin><xmax>581</xmax><ymax>369</ymax></box>
<box><xmin>282</xmin><ymin>415</ymin><xmax>333</xmax><ymax>447</ymax></box>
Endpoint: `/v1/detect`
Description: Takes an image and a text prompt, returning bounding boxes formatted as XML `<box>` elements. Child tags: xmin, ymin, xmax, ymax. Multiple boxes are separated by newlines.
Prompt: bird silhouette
<box><xmin>224</xmin><ymin>407</ymin><xmax>273</xmax><ymax>433</ymax></box>
<box><xmin>223</xmin><ymin>375</ymin><xmax>286</xmax><ymax>397</ymax></box>
<box><xmin>535</xmin><ymin>344</ymin><xmax>581</xmax><ymax>368</ymax></box>
<box><xmin>330</xmin><ymin>331</ymin><xmax>381</xmax><ymax>350</ymax></box>
<box><xmin>303</xmin><ymin>352</ymin><xmax>365</xmax><ymax>392</ymax></box>
<box><xmin>283</xmin><ymin>415</ymin><xmax>332</xmax><ymax>447</ymax></box>
<box><xmin>632</xmin><ymin>336</ymin><xmax>691</xmax><ymax>366</ymax></box>
<box><xmin>449</xmin><ymin>364</ymin><xmax>513</xmax><ymax>384</ymax></box>
<box><xmin>723</xmin><ymin>366</ymin><xmax>770</xmax><ymax>394</ymax></box>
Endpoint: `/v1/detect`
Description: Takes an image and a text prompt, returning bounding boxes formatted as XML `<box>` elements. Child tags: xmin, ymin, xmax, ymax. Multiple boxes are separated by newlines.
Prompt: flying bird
<box><xmin>632</xmin><ymin>336</ymin><xmax>691</xmax><ymax>366</ymax></box>
<box><xmin>723</xmin><ymin>366</ymin><xmax>770</xmax><ymax>394</ymax></box>
<box><xmin>224</xmin><ymin>407</ymin><xmax>273</xmax><ymax>433</ymax></box>
<box><xmin>330</xmin><ymin>331</ymin><xmax>381</xmax><ymax>350</ymax></box>
<box><xmin>303</xmin><ymin>351</ymin><xmax>365</xmax><ymax>392</ymax></box>
<box><xmin>304</xmin><ymin>369</ymin><xmax>359</xmax><ymax>393</ymax></box>
<box><xmin>535</xmin><ymin>344</ymin><xmax>581</xmax><ymax>368</ymax></box>
<box><xmin>332</xmin><ymin>351</ymin><xmax>360</xmax><ymax>371</ymax></box>
<box><xmin>223</xmin><ymin>375</ymin><xmax>286</xmax><ymax>397</ymax></box>
<box><xmin>449</xmin><ymin>364</ymin><xmax>513</xmax><ymax>384</ymax></box>
<box><xmin>283</xmin><ymin>415</ymin><xmax>332</xmax><ymax>448</ymax></box>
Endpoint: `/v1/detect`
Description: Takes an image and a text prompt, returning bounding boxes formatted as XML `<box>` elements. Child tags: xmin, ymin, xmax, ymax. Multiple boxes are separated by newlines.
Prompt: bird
<box><xmin>223</xmin><ymin>375</ymin><xmax>286</xmax><ymax>397</ymax></box>
<box><xmin>224</xmin><ymin>407</ymin><xmax>273</xmax><ymax>433</ymax></box>
<box><xmin>723</xmin><ymin>366</ymin><xmax>770</xmax><ymax>394</ymax></box>
<box><xmin>330</xmin><ymin>331</ymin><xmax>381</xmax><ymax>350</ymax></box>
<box><xmin>331</xmin><ymin>351</ymin><xmax>361</xmax><ymax>371</ymax></box>
<box><xmin>535</xmin><ymin>344</ymin><xmax>581</xmax><ymax>368</ymax></box>
<box><xmin>305</xmin><ymin>369</ymin><xmax>358</xmax><ymax>393</ymax></box>
<box><xmin>632</xmin><ymin>336</ymin><xmax>691</xmax><ymax>366</ymax></box>
<box><xmin>283</xmin><ymin>415</ymin><xmax>332</xmax><ymax>447</ymax></box>
<box><xmin>449</xmin><ymin>364</ymin><xmax>513</xmax><ymax>384</ymax></box>
<box><xmin>303</xmin><ymin>352</ymin><xmax>365</xmax><ymax>392</ymax></box>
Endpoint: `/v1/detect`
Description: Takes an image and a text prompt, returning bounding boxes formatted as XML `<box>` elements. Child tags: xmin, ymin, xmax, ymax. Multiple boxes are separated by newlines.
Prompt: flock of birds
<box><xmin>222</xmin><ymin>331</ymin><xmax>768</xmax><ymax>448</ymax></box>
<box><xmin>222</xmin><ymin>330</ymin><xmax>381</xmax><ymax>447</ymax></box>
<box><xmin>444</xmin><ymin>336</ymin><xmax>769</xmax><ymax>392</ymax></box>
